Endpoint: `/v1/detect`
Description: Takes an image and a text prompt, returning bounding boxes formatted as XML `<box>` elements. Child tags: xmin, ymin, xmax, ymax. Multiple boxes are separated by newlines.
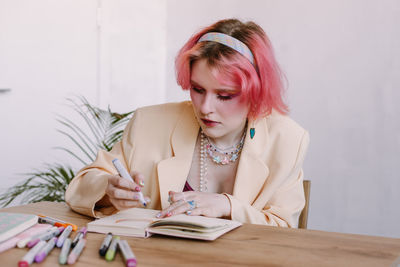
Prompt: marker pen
<box><xmin>99</xmin><ymin>232</ymin><xmax>113</xmax><ymax>256</ymax></box>
<box><xmin>17</xmin><ymin>226</ymin><xmax>54</xmax><ymax>248</ymax></box>
<box><xmin>118</xmin><ymin>240</ymin><xmax>137</xmax><ymax>267</ymax></box>
<box><xmin>71</xmin><ymin>227</ymin><xmax>87</xmax><ymax>248</ymax></box>
<box><xmin>67</xmin><ymin>238</ymin><xmax>86</xmax><ymax>265</ymax></box>
<box><xmin>34</xmin><ymin>237</ymin><xmax>57</xmax><ymax>263</ymax></box>
<box><xmin>59</xmin><ymin>238</ymin><xmax>72</xmax><ymax>265</ymax></box>
<box><xmin>38</xmin><ymin>215</ymin><xmax>77</xmax><ymax>231</ymax></box>
<box><xmin>27</xmin><ymin>227</ymin><xmax>63</xmax><ymax>248</ymax></box>
<box><xmin>0</xmin><ymin>224</ymin><xmax>53</xmax><ymax>253</ymax></box>
<box><xmin>38</xmin><ymin>217</ymin><xmax>65</xmax><ymax>228</ymax></box>
<box><xmin>112</xmin><ymin>158</ymin><xmax>147</xmax><ymax>206</ymax></box>
<box><xmin>56</xmin><ymin>225</ymin><xmax>73</xmax><ymax>247</ymax></box>
<box><xmin>18</xmin><ymin>240</ymin><xmax>46</xmax><ymax>267</ymax></box>
<box><xmin>105</xmin><ymin>236</ymin><xmax>120</xmax><ymax>261</ymax></box>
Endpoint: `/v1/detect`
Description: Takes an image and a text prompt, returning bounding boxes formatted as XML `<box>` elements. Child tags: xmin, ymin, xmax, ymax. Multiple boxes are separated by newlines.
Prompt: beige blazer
<box><xmin>65</xmin><ymin>101</ymin><xmax>309</xmax><ymax>227</ymax></box>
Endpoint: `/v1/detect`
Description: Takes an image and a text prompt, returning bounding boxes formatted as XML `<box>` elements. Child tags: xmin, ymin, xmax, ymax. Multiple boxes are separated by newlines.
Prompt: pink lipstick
<box><xmin>201</xmin><ymin>118</ymin><xmax>219</xmax><ymax>127</ymax></box>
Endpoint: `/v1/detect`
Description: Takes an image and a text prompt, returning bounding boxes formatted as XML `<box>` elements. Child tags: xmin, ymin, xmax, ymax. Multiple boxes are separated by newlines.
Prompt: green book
<box><xmin>0</xmin><ymin>213</ymin><xmax>38</xmax><ymax>243</ymax></box>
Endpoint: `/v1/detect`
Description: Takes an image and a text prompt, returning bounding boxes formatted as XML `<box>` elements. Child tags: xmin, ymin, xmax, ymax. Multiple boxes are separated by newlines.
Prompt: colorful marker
<box><xmin>59</xmin><ymin>238</ymin><xmax>72</xmax><ymax>265</ymax></box>
<box><xmin>71</xmin><ymin>227</ymin><xmax>87</xmax><ymax>248</ymax></box>
<box><xmin>67</xmin><ymin>238</ymin><xmax>86</xmax><ymax>265</ymax></box>
<box><xmin>38</xmin><ymin>216</ymin><xmax>65</xmax><ymax>228</ymax></box>
<box><xmin>38</xmin><ymin>215</ymin><xmax>77</xmax><ymax>231</ymax></box>
<box><xmin>99</xmin><ymin>233</ymin><xmax>113</xmax><ymax>256</ymax></box>
<box><xmin>112</xmin><ymin>158</ymin><xmax>147</xmax><ymax>206</ymax></box>
<box><xmin>34</xmin><ymin>237</ymin><xmax>57</xmax><ymax>263</ymax></box>
<box><xmin>56</xmin><ymin>225</ymin><xmax>73</xmax><ymax>247</ymax></box>
<box><xmin>118</xmin><ymin>240</ymin><xmax>137</xmax><ymax>267</ymax></box>
<box><xmin>27</xmin><ymin>226</ymin><xmax>64</xmax><ymax>248</ymax></box>
<box><xmin>18</xmin><ymin>240</ymin><xmax>46</xmax><ymax>267</ymax></box>
<box><xmin>17</xmin><ymin>226</ymin><xmax>54</xmax><ymax>248</ymax></box>
<box><xmin>105</xmin><ymin>236</ymin><xmax>120</xmax><ymax>261</ymax></box>
<box><xmin>0</xmin><ymin>224</ymin><xmax>53</xmax><ymax>253</ymax></box>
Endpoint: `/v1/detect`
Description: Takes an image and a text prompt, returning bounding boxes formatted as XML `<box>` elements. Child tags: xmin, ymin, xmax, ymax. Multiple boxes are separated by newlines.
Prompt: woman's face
<box><xmin>190</xmin><ymin>59</ymin><xmax>249</xmax><ymax>143</ymax></box>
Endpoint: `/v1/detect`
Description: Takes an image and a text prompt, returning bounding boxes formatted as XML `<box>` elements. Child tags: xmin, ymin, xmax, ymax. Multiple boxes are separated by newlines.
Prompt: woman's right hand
<box><xmin>105</xmin><ymin>171</ymin><xmax>150</xmax><ymax>210</ymax></box>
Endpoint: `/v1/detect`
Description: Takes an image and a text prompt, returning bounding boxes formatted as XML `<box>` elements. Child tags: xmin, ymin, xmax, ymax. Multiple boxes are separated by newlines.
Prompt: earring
<box><xmin>250</xmin><ymin>128</ymin><xmax>255</xmax><ymax>139</ymax></box>
<box><xmin>250</xmin><ymin>121</ymin><xmax>255</xmax><ymax>139</ymax></box>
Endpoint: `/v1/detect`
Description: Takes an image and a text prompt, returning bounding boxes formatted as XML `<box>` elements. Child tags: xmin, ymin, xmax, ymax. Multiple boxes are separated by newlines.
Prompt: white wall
<box><xmin>97</xmin><ymin>0</ymin><xmax>167</xmax><ymax>113</ymax></box>
<box><xmin>0</xmin><ymin>0</ymin><xmax>399</xmax><ymax>238</ymax></box>
<box><xmin>0</xmin><ymin>0</ymin><xmax>99</xmax><ymax>185</ymax></box>
<box><xmin>165</xmin><ymin>0</ymin><xmax>400</xmax><ymax>238</ymax></box>
<box><xmin>0</xmin><ymin>0</ymin><xmax>166</xmax><ymax>190</ymax></box>
<box><xmin>280</xmin><ymin>0</ymin><xmax>400</xmax><ymax>238</ymax></box>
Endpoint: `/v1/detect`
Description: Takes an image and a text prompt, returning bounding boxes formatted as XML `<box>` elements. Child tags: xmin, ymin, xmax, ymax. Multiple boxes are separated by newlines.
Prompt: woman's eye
<box><xmin>192</xmin><ymin>87</ymin><xmax>204</xmax><ymax>94</ymax></box>
<box><xmin>217</xmin><ymin>95</ymin><xmax>233</xmax><ymax>101</ymax></box>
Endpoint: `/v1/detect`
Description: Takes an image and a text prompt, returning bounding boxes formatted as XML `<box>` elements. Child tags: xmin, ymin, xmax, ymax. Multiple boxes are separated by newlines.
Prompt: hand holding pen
<box><xmin>105</xmin><ymin>158</ymin><xmax>151</xmax><ymax>211</ymax></box>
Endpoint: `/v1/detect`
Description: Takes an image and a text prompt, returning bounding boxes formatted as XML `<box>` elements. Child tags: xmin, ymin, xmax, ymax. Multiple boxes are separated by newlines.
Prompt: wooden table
<box><xmin>0</xmin><ymin>202</ymin><xmax>399</xmax><ymax>266</ymax></box>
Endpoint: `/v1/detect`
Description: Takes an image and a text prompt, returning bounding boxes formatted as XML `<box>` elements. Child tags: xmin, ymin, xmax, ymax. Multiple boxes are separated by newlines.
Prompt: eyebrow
<box><xmin>190</xmin><ymin>80</ymin><xmax>238</xmax><ymax>93</ymax></box>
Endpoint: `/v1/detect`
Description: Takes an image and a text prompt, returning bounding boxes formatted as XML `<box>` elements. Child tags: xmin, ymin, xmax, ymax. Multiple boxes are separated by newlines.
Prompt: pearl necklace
<box><xmin>199</xmin><ymin>130</ymin><xmax>246</xmax><ymax>192</ymax></box>
<box><xmin>199</xmin><ymin>134</ymin><xmax>208</xmax><ymax>192</ymax></box>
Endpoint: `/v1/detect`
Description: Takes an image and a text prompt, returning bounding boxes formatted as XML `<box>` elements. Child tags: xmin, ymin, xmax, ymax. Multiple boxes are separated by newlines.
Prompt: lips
<box><xmin>201</xmin><ymin>118</ymin><xmax>219</xmax><ymax>127</ymax></box>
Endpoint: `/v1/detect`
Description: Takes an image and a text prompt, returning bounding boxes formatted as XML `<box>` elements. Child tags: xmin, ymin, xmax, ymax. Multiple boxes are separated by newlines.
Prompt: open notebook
<box><xmin>87</xmin><ymin>208</ymin><xmax>242</xmax><ymax>241</ymax></box>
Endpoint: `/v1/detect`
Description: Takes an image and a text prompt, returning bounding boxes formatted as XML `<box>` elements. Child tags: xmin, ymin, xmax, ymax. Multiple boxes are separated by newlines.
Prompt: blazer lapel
<box><xmin>157</xmin><ymin>103</ymin><xmax>270</xmax><ymax>208</ymax></box>
<box><xmin>232</xmin><ymin>118</ymin><xmax>270</xmax><ymax>204</ymax></box>
<box><xmin>157</xmin><ymin>103</ymin><xmax>199</xmax><ymax>209</ymax></box>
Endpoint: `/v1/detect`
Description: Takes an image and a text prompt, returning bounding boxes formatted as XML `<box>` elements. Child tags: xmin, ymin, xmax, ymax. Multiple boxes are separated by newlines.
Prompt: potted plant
<box><xmin>0</xmin><ymin>97</ymin><xmax>133</xmax><ymax>207</ymax></box>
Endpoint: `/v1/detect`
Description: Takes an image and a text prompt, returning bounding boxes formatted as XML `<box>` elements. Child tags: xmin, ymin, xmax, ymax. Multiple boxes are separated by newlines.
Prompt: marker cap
<box><xmin>119</xmin><ymin>239</ymin><xmax>137</xmax><ymax>267</ymax></box>
<box><xmin>67</xmin><ymin>238</ymin><xmax>86</xmax><ymax>265</ymax></box>
<box><xmin>34</xmin><ymin>237</ymin><xmax>57</xmax><ymax>263</ymax></box>
<box><xmin>127</xmin><ymin>258</ymin><xmax>137</xmax><ymax>267</ymax></box>
<box><xmin>34</xmin><ymin>252</ymin><xmax>46</xmax><ymax>263</ymax></box>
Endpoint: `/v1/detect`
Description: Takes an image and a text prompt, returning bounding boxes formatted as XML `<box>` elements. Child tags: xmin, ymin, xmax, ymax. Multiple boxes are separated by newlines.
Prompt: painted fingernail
<box><xmin>135</xmin><ymin>186</ymin><xmax>141</xmax><ymax>192</ymax></box>
<box><xmin>167</xmin><ymin>212</ymin><xmax>172</xmax><ymax>217</ymax></box>
<box><xmin>156</xmin><ymin>212</ymin><xmax>161</xmax><ymax>218</ymax></box>
<box><xmin>186</xmin><ymin>210</ymin><xmax>192</xmax><ymax>215</ymax></box>
<box><xmin>139</xmin><ymin>180</ymin><xmax>145</xmax><ymax>186</ymax></box>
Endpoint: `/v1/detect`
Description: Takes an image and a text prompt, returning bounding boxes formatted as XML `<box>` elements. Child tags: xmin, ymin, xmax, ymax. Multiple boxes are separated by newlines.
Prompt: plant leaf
<box><xmin>0</xmin><ymin>96</ymin><xmax>134</xmax><ymax>207</ymax></box>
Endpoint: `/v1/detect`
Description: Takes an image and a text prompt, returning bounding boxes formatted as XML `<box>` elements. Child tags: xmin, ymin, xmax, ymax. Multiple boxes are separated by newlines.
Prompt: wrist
<box><xmin>220</xmin><ymin>193</ymin><xmax>232</xmax><ymax>219</ymax></box>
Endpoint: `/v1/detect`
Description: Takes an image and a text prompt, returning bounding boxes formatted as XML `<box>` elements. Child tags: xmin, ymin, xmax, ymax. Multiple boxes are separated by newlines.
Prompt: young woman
<box><xmin>65</xmin><ymin>19</ymin><xmax>309</xmax><ymax>227</ymax></box>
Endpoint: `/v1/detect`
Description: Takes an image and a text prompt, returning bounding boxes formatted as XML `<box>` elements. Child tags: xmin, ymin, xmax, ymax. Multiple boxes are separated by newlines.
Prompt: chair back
<box><xmin>298</xmin><ymin>180</ymin><xmax>311</xmax><ymax>229</ymax></box>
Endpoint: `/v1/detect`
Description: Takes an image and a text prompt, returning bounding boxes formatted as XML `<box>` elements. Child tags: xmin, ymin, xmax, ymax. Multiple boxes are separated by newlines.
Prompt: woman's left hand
<box><xmin>157</xmin><ymin>191</ymin><xmax>231</xmax><ymax>218</ymax></box>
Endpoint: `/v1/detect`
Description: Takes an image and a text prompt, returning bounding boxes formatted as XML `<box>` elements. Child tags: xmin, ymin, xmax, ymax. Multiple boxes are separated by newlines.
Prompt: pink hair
<box><xmin>175</xmin><ymin>19</ymin><xmax>288</xmax><ymax>120</ymax></box>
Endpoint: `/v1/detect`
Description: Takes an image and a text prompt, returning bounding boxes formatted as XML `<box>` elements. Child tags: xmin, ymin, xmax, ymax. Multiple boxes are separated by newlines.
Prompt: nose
<box><xmin>200</xmin><ymin>93</ymin><xmax>214</xmax><ymax>115</ymax></box>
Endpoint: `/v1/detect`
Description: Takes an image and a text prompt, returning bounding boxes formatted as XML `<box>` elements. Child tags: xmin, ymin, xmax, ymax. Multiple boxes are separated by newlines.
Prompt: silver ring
<box><xmin>187</xmin><ymin>200</ymin><xmax>196</xmax><ymax>210</ymax></box>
